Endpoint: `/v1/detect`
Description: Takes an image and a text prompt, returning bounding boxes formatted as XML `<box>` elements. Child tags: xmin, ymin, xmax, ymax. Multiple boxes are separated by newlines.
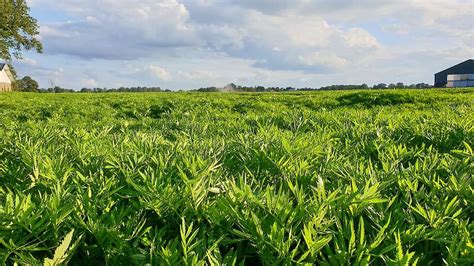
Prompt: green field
<box><xmin>0</xmin><ymin>89</ymin><xmax>473</xmax><ymax>265</ymax></box>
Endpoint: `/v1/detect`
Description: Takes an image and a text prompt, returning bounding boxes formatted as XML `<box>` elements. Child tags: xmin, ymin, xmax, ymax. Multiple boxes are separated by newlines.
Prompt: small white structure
<box><xmin>447</xmin><ymin>74</ymin><xmax>474</xmax><ymax>87</ymax></box>
<box><xmin>0</xmin><ymin>63</ymin><xmax>14</xmax><ymax>92</ymax></box>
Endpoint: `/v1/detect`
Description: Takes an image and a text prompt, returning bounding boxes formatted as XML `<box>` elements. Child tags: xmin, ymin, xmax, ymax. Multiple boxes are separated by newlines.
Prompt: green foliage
<box><xmin>0</xmin><ymin>0</ymin><xmax>43</xmax><ymax>61</ymax></box>
<box><xmin>44</xmin><ymin>229</ymin><xmax>81</xmax><ymax>266</ymax></box>
<box><xmin>0</xmin><ymin>89</ymin><xmax>473</xmax><ymax>264</ymax></box>
<box><xmin>15</xmin><ymin>76</ymin><xmax>39</xmax><ymax>92</ymax></box>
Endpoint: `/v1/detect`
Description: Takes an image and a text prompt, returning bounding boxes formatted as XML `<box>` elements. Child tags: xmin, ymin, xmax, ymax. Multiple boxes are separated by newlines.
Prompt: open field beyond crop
<box><xmin>0</xmin><ymin>89</ymin><xmax>473</xmax><ymax>265</ymax></box>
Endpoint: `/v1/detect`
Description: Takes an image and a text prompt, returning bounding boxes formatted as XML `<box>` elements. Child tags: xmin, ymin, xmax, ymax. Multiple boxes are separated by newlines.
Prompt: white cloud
<box><xmin>34</xmin><ymin>0</ymin><xmax>383</xmax><ymax>73</ymax></box>
<box><xmin>149</xmin><ymin>65</ymin><xmax>171</xmax><ymax>81</ymax></box>
<box><xmin>177</xmin><ymin>70</ymin><xmax>219</xmax><ymax>81</ymax></box>
<box><xmin>248</xmin><ymin>14</ymin><xmax>334</xmax><ymax>48</ymax></box>
<box><xmin>18</xmin><ymin>0</ymin><xmax>474</xmax><ymax>89</ymax></box>
<box><xmin>82</xmin><ymin>78</ymin><xmax>99</xmax><ymax>87</ymax></box>
<box><xmin>37</xmin><ymin>0</ymin><xmax>198</xmax><ymax>59</ymax></box>
<box><xmin>38</xmin><ymin>25</ymin><xmax>70</xmax><ymax>39</ymax></box>
<box><xmin>18</xmin><ymin>58</ymin><xmax>38</xmax><ymax>67</ymax></box>
<box><xmin>298</xmin><ymin>53</ymin><xmax>347</xmax><ymax>69</ymax></box>
<box><xmin>344</xmin><ymin>28</ymin><xmax>379</xmax><ymax>48</ymax></box>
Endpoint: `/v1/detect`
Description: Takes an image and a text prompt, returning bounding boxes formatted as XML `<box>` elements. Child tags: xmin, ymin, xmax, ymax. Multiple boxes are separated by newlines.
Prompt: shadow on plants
<box><xmin>392</xmin><ymin>126</ymin><xmax>470</xmax><ymax>153</ymax></box>
<box><xmin>337</xmin><ymin>92</ymin><xmax>415</xmax><ymax>107</ymax></box>
<box><xmin>231</xmin><ymin>102</ymin><xmax>258</xmax><ymax>114</ymax></box>
<box><xmin>148</xmin><ymin>102</ymin><xmax>175</xmax><ymax>119</ymax></box>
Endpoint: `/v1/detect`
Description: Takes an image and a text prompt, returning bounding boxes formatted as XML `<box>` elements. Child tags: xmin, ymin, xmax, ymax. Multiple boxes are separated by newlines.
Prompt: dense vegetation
<box><xmin>0</xmin><ymin>89</ymin><xmax>473</xmax><ymax>265</ymax></box>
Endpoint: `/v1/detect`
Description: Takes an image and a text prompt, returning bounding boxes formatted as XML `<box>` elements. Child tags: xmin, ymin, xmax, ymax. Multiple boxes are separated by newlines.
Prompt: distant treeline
<box><xmin>39</xmin><ymin>86</ymin><xmax>169</xmax><ymax>93</ymax></box>
<box><xmin>320</xmin><ymin>82</ymin><xmax>432</xmax><ymax>90</ymax></box>
<box><xmin>80</xmin><ymin>86</ymin><xmax>169</xmax><ymax>93</ymax></box>
<box><xmin>193</xmin><ymin>82</ymin><xmax>432</xmax><ymax>92</ymax></box>
<box><xmin>34</xmin><ymin>83</ymin><xmax>433</xmax><ymax>93</ymax></box>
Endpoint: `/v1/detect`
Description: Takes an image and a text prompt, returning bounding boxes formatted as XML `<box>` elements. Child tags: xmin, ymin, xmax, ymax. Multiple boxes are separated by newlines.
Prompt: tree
<box><xmin>415</xmin><ymin>83</ymin><xmax>431</xmax><ymax>89</ymax></box>
<box><xmin>373</xmin><ymin>83</ymin><xmax>387</xmax><ymax>89</ymax></box>
<box><xmin>16</xmin><ymin>76</ymin><xmax>39</xmax><ymax>92</ymax></box>
<box><xmin>0</xmin><ymin>0</ymin><xmax>42</xmax><ymax>61</ymax></box>
<box><xmin>223</xmin><ymin>83</ymin><xmax>237</xmax><ymax>91</ymax></box>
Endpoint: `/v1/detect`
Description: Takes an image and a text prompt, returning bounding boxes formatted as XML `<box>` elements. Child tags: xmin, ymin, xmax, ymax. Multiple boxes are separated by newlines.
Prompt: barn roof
<box><xmin>0</xmin><ymin>63</ymin><xmax>5</xmax><ymax>71</ymax></box>
<box><xmin>435</xmin><ymin>59</ymin><xmax>474</xmax><ymax>75</ymax></box>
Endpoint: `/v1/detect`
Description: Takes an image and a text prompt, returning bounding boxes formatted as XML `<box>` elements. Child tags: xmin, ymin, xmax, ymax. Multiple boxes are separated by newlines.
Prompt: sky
<box><xmin>13</xmin><ymin>0</ymin><xmax>474</xmax><ymax>90</ymax></box>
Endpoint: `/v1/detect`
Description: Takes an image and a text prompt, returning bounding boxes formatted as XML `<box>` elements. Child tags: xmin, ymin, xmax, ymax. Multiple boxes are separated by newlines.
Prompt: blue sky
<box><xmin>14</xmin><ymin>0</ymin><xmax>474</xmax><ymax>90</ymax></box>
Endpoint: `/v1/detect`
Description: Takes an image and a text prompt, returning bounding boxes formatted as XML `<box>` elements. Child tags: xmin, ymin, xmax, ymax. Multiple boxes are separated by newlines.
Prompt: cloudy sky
<box><xmin>15</xmin><ymin>0</ymin><xmax>474</xmax><ymax>90</ymax></box>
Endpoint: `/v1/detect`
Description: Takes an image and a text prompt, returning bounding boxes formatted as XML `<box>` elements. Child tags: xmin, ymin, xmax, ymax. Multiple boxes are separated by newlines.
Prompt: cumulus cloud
<box><xmin>344</xmin><ymin>28</ymin><xmax>379</xmax><ymax>48</ymax></box>
<box><xmin>37</xmin><ymin>0</ymin><xmax>198</xmax><ymax>59</ymax></box>
<box><xmin>17</xmin><ymin>58</ymin><xmax>39</xmax><ymax>67</ymax></box>
<box><xmin>297</xmin><ymin>53</ymin><xmax>347</xmax><ymax>69</ymax></box>
<box><xmin>149</xmin><ymin>65</ymin><xmax>171</xmax><ymax>81</ymax></box>
<box><xmin>33</xmin><ymin>0</ymin><xmax>384</xmax><ymax>73</ymax></box>
<box><xmin>19</xmin><ymin>0</ymin><xmax>474</xmax><ymax>89</ymax></box>
<box><xmin>82</xmin><ymin>78</ymin><xmax>99</xmax><ymax>87</ymax></box>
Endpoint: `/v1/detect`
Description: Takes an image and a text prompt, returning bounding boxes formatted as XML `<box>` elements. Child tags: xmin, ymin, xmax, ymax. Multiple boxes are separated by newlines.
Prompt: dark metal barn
<box><xmin>434</xmin><ymin>59</ymin><xmax>474</xmax><ymax>87</ymax></box>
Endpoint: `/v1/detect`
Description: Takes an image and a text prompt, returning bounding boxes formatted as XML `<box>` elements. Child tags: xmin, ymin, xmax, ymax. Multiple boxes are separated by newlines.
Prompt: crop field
<box><xmin>0</xmin><ymin>89</ymin><xmax>473</xmax><ymax>265</ymax></box>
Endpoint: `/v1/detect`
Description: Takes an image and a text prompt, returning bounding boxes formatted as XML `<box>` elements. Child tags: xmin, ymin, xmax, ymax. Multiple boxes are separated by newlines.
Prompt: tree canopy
<box><xmin>16</xmin><ymin>75</ymin><xmax>39</xmax><ymax>92</ymax></box>
<box><xmin>0</xmin><ymin>0</ymin><xmax>42</xmax><ymax>61</ymax></box>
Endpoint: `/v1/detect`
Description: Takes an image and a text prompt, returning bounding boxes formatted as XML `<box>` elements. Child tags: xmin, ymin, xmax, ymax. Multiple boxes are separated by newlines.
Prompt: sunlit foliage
<box><xmin>0</xmin><ymin>89</ymin><xmax>473</xmax><ymax>264</ymax></box>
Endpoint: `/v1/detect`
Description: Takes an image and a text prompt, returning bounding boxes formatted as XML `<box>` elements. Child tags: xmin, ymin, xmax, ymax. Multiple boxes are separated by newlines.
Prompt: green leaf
<box><xmin>44</xmin><ymin>230</ymin><xmax>75</xmax><ymax>266</ymax></box>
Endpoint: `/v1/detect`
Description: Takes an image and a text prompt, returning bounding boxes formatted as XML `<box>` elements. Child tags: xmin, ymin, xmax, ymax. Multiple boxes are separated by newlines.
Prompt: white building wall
<box><xmin>0</xmin><ymin>69</ymin><xmax>12</xmax><ymax>84</ymax></box>
<box><xmin>0</xmin><ymin>83</ymin><xmax>12</xmax><ymax>92</ymax></box>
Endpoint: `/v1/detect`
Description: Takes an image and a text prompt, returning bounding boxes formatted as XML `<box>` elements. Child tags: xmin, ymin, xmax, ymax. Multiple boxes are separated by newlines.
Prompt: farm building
<box><xmin>434</xmin><ymin>59</ymin><xmax>474</xmax><ymax>87</ymax></box>
<box><xmin>0</xmin><ymin>63</ymin><xmax>14</xmax><ymax>92</ymax></box>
